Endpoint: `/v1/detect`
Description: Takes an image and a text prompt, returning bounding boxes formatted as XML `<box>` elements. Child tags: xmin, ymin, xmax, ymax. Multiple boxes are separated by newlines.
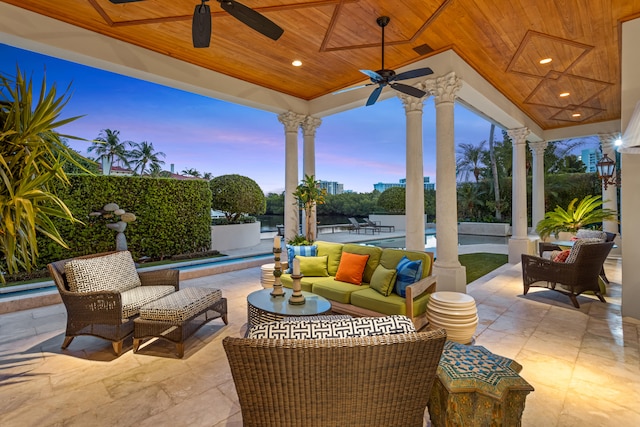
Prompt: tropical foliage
<box><xmin>88</xmin><ymin>128</ymin><xmax>132</xmax><ymax>172</ymax></box>
<box><xmin>128</xmin><ymin>141</ymin><xmax>166</xmax><ymax>175</ymax></box>
<box><xmin>535</xmin><ymin>195</ymin><xmax>617</xmax><ymax>240</ymax></box>
<box><xmin>293</xmin><ymin>174</ymin><xmax>327</xmax><ymax>242</ymax></box>
<box><xmin>0</xmin><ymin>67</ymin><xmax>84</xmax><ymax>282</ymax></box>
<box><xmin>210</xmin><ymin>174</ymin><xmax>265</xmax><ymax>222</ymax></box>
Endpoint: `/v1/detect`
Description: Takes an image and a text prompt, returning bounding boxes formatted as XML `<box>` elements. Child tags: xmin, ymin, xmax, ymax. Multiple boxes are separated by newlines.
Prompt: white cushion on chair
<box><xmin>64</xmin><ymin>251</ymin><xmax>141</xmax><ymax>293</ymax></box>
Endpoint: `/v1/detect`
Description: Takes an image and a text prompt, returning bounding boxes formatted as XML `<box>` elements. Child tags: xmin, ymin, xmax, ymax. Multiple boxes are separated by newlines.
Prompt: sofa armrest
<box><xmin>405</xmin><ymin>275</ymin><xmax>437</xmax><ymax>320</ymax></box>
<box><xmin>138</xmin><ymin>269</ymin><xmax>180</xmax><ymax>291</ymax></box>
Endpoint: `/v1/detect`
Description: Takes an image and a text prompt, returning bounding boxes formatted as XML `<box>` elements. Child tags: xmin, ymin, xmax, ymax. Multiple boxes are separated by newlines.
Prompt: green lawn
<box><xmin>459</xmin><ymin>253</ymin><xmax>509</xmax><ymax>284</ymax></box>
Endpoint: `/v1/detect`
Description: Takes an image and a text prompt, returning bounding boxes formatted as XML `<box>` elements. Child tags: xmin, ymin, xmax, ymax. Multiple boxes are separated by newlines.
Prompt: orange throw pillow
<box><xmin>335</xmin><ymin>252</ymin><xmax>370</xmax><ymax>285</ymax></box>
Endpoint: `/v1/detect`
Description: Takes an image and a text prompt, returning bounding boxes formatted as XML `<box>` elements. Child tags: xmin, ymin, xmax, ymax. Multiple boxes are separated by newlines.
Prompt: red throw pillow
<box><xmin>335</xmin><ymin>252</ymin><xmax>370</xmax><ymax>285</ymax></box>
<box><xmin>553</xmin><ymin>249</ymin><xmax>571</xmax><ymax>263</ymax></box>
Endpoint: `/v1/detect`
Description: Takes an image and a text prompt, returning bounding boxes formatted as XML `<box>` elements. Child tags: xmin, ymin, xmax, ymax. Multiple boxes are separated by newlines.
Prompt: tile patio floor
<box><xmin>0</xmin><ymin>250</ymin><xmax>638</xmax><ymax>426</ymax></box>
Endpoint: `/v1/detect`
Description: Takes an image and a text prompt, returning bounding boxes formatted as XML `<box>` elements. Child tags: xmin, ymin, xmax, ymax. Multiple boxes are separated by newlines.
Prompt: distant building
<box><xmin>581</xmin><ymin>149</ymin><xmax>601</xmax><ymax>173</ymax></box>
<box><xmin>108</xmin><ymin>165</ymin><xmax>134</xmax><ymax>176</ymax></box>
<box><xmin>374</xmin><ymin>177</ymin><xmax>435</xmax><ymax>192</ymax></box>
<box><xmin>318</xmin><ymin>180</ymin><xmax>344</xmax><ymax>195</ymax></box>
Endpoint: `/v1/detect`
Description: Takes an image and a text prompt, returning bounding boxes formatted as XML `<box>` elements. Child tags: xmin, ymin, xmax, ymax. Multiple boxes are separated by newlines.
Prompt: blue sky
<box><xmin>3</xmin><ymin>42</ymin><xmax>496</xmax><ymax>193</ymax></box>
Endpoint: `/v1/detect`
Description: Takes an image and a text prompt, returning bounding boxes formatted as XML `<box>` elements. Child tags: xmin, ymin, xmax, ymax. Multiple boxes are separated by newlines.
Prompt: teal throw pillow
<box><xmin>395</xmin><ymin>256</ymin><xmax>423</xmax><ymax>297</ymax></box>
<box><xmin>285</xmin><ymin>244</ymin><xmax>317</xmax><ymax>273</ymax></box>
<box><xmin>370</xmin><ymin>264</ymin><xmax>398</xmax><ymax>296</ymax></box>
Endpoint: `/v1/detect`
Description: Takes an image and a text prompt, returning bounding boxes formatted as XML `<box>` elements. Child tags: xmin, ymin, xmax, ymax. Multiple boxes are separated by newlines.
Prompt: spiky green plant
<box><xmin>0</xmin><ymin>67</ymin><xmax>86</xmax><ymax>282</ymax></box>
<box><xmin>535</xmin><ymin>195</ymin><xmax>617</xmax><ymax>240</ymax></box>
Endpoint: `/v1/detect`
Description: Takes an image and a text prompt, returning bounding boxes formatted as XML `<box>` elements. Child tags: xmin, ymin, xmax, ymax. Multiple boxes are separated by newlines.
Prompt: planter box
<box><xmin>211</xmin><ymin>222</ymin><xmax>261</xmax><ymax>252</ymax></box>
<box><xmin>458</xmin><ymin>222</ymin><xmax>511</xmax><ymax>236</ymax></box>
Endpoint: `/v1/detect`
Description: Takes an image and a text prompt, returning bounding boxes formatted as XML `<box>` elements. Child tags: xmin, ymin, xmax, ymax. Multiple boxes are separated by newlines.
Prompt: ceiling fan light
<box><xmin>192</xmin><ymin>3</ymin><xmax>212</xmax><ymax>48</ymax></box>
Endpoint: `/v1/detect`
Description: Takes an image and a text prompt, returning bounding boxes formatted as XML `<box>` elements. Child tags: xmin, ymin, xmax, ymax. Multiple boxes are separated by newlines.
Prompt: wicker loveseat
<box><xmin>48</xmin><ymin>251</ymin><xmax>179</xmax><ymax>355</ymax></box>
<box><xmin>224</xmin><ymin>316</ymin><xmax>447</xmax><ymax>427</ymax></box>
<box><xmin>279</xmin><ymin>241</ymin><xmax>436</xmax><ymax>329</ymax></box>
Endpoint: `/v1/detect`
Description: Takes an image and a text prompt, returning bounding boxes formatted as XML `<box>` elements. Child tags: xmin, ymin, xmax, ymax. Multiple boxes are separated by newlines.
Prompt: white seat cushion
<box><xmin>121</xmin><ymin>285</ymin><xmax>176</xmax><ymax>318</ymax></box>
<box><xmin>64</xmin><ymin>251</ymin><xmax>141</xmax><ymax>293</ymax></box>
<box><xmin>138</xmin><ymin>287</ymin><xmax>222</xmax><ymax>322</ymax></box>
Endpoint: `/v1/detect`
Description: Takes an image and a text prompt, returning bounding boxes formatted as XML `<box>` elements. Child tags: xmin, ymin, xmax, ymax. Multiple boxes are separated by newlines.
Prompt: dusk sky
<box><xmin>3</xmin><ymin>42</ymin><xmax>501</xmax><ymax>193</ymax></box>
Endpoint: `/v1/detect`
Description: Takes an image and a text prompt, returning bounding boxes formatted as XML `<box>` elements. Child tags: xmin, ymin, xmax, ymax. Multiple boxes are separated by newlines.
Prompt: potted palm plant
<box><xmin>535</xmin><ymin>195</ymin><xmax>617</xmax><ymax>240</ymax></box>
<box><xmin>292</xmin><ymin>174</ymin><xmax>327</xmax><ymax>243</ymax></box>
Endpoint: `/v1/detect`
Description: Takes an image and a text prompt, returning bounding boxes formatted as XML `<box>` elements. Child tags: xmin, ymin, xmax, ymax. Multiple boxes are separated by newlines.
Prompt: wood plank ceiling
<box><xmin>3</xmin><ymin>0</ymin><xmax>640</xmax><ymax>130</ymax></box>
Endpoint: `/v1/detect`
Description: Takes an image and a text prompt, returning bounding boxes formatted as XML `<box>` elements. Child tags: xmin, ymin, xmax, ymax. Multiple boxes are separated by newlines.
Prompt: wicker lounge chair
<box><xmin>48</xmin><ymin>251</ymin><xmax>179</xmax><ymax>355</ymax></box>
<box><xmin>223</xmin><ymin>328</ymin><xmax>446</xmax><ymax>427</ymax></box>
<box><xmin>522</xmin><ymin>241</ymin><xmax>614</xmax><ymax>308</ymax></box>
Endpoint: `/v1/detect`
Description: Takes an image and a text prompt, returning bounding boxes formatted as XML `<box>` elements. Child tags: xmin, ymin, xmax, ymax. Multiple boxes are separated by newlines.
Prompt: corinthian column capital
<box><xmin>278</xmin><ymin>111</ymin><xmax>304</xmax><ymax>132</ymax></box>
<box><xmin>528</xmin><ymin>140</ymin><xmax>548</xmax><ymax>157</ymax></box>
<box><xmin>432</xmin><ymin>72</ymin><xmax>461</xmax><ymax>105</ymax></box>
<box><xmin>398</xmin><ymin>92</ymin><xmax>426</xmax><ymax>112</ymax></box>
<box><xmin>508</xmin><ymin>127</ymin><xmax>530</xmax><ymax>145</ymax></box>
<box><xmin>301</xmin><ymin>116</ymin><xmax>322</xmax><ymax>137</ymax></box>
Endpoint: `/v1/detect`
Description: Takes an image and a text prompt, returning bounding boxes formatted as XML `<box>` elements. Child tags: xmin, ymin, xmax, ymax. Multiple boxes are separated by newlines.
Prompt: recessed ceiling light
<box><xmin>559</xmin><ymin>92</ymin><xmax>570</xmax><ymax>97</ymax></box>
<box><xmin>539</xmin><ymin>58</ymin><xmax>552</xmax><ymax>64</ymax></box>
<box><xmin>292</xmin><ymin>60</ymin><xmax>302</xmax><ymax>67</ymax></box>
<box><xmin>572</xmin><ymin>113</ymin><xmax>581</xmax><ymax>117</ymax></box>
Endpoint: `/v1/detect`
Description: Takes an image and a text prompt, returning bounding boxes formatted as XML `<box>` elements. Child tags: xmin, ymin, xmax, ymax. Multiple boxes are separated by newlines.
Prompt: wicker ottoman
<box><xmin>428</xmin><ymin>341</ymin><xmax>534</xmax><ymax>427</ymax></box>
<box><xmin>133</xmin><ymin>287</ymin><xmax>227</xmax><ymax>358</ymax></box>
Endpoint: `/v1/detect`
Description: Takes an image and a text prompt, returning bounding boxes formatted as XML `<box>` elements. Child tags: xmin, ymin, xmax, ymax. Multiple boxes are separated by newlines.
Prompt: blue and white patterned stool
<box><xmin>133</xmin><ymin>287</ymin><xmax>227</xmax><ymax>358</ymax></box>
<box><xmin>428</xmin><ymin>341</ymin><xmax>534</xmax><ymax>427</ymax></box>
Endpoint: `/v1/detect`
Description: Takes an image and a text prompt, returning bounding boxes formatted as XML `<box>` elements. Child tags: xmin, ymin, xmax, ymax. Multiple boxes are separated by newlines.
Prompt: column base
<box><xmin>508</xmin><ymin>237</ymin><xmax>537</xmax><ymax>264</ymax></box>
<box><xmin>432</xmin><ymin>263</ymin><xmax>467</xmax><ymax>293</ymax></box>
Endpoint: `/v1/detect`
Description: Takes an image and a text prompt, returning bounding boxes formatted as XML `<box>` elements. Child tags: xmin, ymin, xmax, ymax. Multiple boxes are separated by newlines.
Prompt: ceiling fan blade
<box><xmin>360</xmin><ymin>69</ymin><xmax>384</xmax><ymax>83</ymax></box>
<box><xmin>218</xmin><ymin>0</ymin><xmax>284</xmax><ymax>41</ymax></box>
<box><xmin>193</xmin><ymin>3</ymin><xmax>212</xmax><ymax>48</ymax></box>
<box><xmin>390</xmin><ymin>83</ymin><xmax>427</xmax><ymax>98</ymax></box>
<box><xmin>366</xmin><ymin>85</ymin><xmax>383</xmax><ymax>106</ymax></box>
<box><xmin>393</xmin><ymin>67</ymin><xmax>434</xmax><ymax>81</ymax></box>
<box><xmin>109</xmin><ymin>0</ymin><xmax>144</xmax><ymax>3</ymax></box>
<box><xmin>333</xmin><ymin>83</ymin><xmax>375</xmax><ymax>95</ymax></box>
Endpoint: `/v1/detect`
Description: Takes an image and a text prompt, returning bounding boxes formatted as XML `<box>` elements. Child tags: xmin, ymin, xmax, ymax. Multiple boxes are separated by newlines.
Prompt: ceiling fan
<box><xmin>108</xmin><ymin>0</ymin><xmax>284</xmax><ymax>48</ymax></box>
<box><xmin>356</xmin><ymin>16</ymin><xmax>433</xmax><ymax>106</ymax></box>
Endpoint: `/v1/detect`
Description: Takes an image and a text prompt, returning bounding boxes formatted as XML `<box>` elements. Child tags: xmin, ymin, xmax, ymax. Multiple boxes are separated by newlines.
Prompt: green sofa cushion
<box><xmin>370</xmin><ymin>264</ymin><xmax>397</xmax><ymax>296</ymax></box>
<box><xmin>315</xmin><ymin>241</ymin><xmax>344</xmax><ymax>276</ymax></box>
<box><xmin>350</xmin><ymin>287</ymin><xmax>431</xmax><ymax>317</ymax></box>
<box><xmin>297</xmin><ymin>255</ymin><xmax>329</xmax><ymax>277</ymax></box>
<box><xmin>342</xmin><ymin>244</ymin><xmax>383</xmax><ymax>283</ymax></box>
<box><xmin>311</xmin><ymin>277</ymin><xmax>370</xmax><ymax>304</ymax></box>
<box><xmin>280</xmin><ymin>273</ymin><xmax>315</xmax><ymax>292</ymax></box>
<box><xmin>379</xmin><ymin>248</ymin><xmax>432</xmax><ymax>279</ymax></box>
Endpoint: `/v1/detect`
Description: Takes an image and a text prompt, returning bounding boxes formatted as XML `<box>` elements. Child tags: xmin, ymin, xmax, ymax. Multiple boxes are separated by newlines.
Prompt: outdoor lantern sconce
<box><xmin>596</xmin><ymin>153</ymin><xmax>621</xmax><ymax>190</ymax></box>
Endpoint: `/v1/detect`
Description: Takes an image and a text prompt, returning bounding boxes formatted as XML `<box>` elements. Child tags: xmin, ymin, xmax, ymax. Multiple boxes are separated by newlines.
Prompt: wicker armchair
<box><xmin>223</xmin><ymin>329</ymin><xmax>447</xmax><ymax>427</ymax></box>
<box><xmin>522</xmin><ymin>241</ymin><xmax>614</xmax><ymax>308</ymax></box>
<box><xmin>48</xmin><ymin>252</ymin><xmax>179</xmax><ymax>355</ymax></box>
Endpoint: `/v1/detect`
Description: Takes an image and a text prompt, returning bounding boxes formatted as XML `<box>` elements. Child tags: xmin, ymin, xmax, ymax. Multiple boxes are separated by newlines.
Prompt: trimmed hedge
<box><xmin>36</xmin><ymin>175</ymin><xmax>212</xmax><ymax>266</ymax></box>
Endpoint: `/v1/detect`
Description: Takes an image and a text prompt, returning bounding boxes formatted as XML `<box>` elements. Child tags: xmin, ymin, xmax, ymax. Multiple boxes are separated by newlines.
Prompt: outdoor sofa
<box><xmin>280</xmin><ymin>241</ymin><xmax>437</xmax><ymax>329</ymax></box>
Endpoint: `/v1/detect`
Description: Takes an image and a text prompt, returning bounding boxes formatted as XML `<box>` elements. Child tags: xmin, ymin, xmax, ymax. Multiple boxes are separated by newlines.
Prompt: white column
<box><xmin>301</xmin><ymin>116</ymin><xmax>322</xmax><ymax>241</ymax></box>
<box><xmin>399</xmin><ymin>93</ymin><xmax>427</xmax><ymax>251</ymax></box>
<box><xmin>599</xmin><ymin>133</ymin><xmax>619</xmax><ymax>236</ymax></box>
<box><xmin>529</xmin><ymin>140</ymin><xmax>548</xmax><ymax>233</ymax></box>
<box><xmin>508</xmin><ymin>127</ymin><xmax>533</xmax><ymax>264</ymax></box>
<box><xmin>429</xmin><ymin>72</ymin><xmax>466</xmax><ymax>292</ymax></box>
<box><xmin>278</xmin><ymin>111</ymin><xmax>304</xmax><ymax>243</ymax></box>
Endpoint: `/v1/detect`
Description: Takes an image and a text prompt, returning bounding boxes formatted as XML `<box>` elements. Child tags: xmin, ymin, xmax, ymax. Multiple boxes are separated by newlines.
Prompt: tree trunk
<box><xmin>488</xmin><ymin>123</ymin><xmax>501</xmax><ymax>220</ymax></box>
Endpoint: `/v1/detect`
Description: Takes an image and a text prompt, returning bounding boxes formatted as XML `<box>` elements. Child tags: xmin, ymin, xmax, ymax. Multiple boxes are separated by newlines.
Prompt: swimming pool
<box><xmin>360</xmin><ymin>234</ymin><xmax>509</xmax><ymax>250</ymax></box>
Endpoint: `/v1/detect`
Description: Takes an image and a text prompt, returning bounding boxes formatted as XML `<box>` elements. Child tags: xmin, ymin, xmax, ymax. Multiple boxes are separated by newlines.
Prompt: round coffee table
<box><xmin>246</xmin><ymin>288</ymin><xmax>332</xmax><ymax>329</ymax></box>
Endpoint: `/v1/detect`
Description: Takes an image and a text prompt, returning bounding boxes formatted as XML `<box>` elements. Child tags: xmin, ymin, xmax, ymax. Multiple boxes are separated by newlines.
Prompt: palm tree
<box><xmin>181</xmin><ymin>168</ymin><xmax>201</xmax><ymax>178</ymax></box>
<box><xmin>129</xmin><ymin>141</ymin><xmax>166</xmax><ymax>175</ymax></box>
<box><xmin>293</xmin><ymin>175</ymin><xmax>327</xmax><ymax>242</ymax></box>
<box><xmin>202</xmin><ymin>172</ymin><xmax>213</xmax><ymax>180</ymax></box>
<box><xmin>88</xmin><ymin>129</ymin><xmax>132</xmax><ymax>174</ymax></box>
<box><xmin>487</xmin><ymin>124</ymin><xmax>501</xmax><ymax>220</ymax></box>
<box><xmin>456</xmin><ymin>141</ymin><xmax>486</xmax><ymax>183</ymax></box>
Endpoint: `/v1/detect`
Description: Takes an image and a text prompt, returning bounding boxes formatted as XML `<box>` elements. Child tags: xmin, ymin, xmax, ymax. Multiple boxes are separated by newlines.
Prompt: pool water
<box><xmin>361</xmin><ymin>234</ymin><xmax>509</xmax><ymax>250</ymax></box>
